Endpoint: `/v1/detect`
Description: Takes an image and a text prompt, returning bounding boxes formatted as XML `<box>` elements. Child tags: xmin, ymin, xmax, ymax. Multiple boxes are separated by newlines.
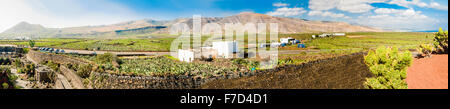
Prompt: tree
<box><xmin>29</xmin><ymin>40</ymin><xmax>36</xmax><ymax>48</ymax></box>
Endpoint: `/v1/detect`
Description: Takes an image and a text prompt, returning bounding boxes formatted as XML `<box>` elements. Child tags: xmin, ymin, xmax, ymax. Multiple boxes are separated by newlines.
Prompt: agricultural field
<box><xmin>0</xmin><ymin>32</ymin><xmax>433</xmax><ymax>52</ymax></box>
<box><xmin>287</xmin><ymin>32</ymin><xmax>433</xmax><ymax>51</ymax></box>
<box><xmin>118</xmin><ymin>56</ymin><xmax>244</xmax><ymax>76</ymax></box>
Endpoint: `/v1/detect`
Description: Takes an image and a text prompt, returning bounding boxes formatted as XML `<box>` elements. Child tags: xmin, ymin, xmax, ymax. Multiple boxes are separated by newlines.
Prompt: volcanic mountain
<box><xmin>0</xmin><ymin>12</ymin><xmax>382</xmax><ymax>38</ymax></box>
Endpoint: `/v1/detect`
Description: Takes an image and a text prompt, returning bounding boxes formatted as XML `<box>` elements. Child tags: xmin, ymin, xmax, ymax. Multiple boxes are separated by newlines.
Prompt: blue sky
<box><xmin>0</xmin><ymin>0</ymin><xmax>448</xmax><ymax>32</ymax></box>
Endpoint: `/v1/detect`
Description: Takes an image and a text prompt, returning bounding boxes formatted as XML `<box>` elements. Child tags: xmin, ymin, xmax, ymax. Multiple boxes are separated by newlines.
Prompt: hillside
<box><xmin>2</xmin><ymin>22</ymin><xmax>57</xmax><ymax>34</ymax></box>
<box><xmin>0</xmin><ymin>12</ymin><xmax>383</xmax><ymax>38</ymax></box>
<box><xmin>160</xmin><ymin>12</ymin><xmax>382</xmax><ymax>33</ymax></box>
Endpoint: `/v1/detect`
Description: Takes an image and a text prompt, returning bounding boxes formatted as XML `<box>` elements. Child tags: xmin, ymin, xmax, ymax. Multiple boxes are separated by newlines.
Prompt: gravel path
<box><xmin>10</xmin><ymin>68</ymin><xmax>32</xmax><ymax>89</ymax></box>
<box><xmin>406</xmin><ymin>54</ymin><xmax>448</xmax><ymax>89</ymax></box>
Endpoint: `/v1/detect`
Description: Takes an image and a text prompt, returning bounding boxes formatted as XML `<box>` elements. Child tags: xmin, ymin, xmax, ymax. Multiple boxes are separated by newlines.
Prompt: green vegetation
<box><xmin>0</xmin><ymin>32</ymin><xmax>433</xmax><ymax>52</ymax></box>
<box><xmin>433</xmin><ymin>28</ymin><xmax>448</xmax><ymax>54</ymax></box>
<box><xmin>0</xmin><ymin>58</ymin><xmax>11</xmax><ymax>65</ymax></box>
<box><xmin>17</xmin><ymin>63</ymin><xmax>36</xmax><ymax>77</ymax></box>
<box><xmin>1</xmin><ymin>67</ymin><xmax>13</xmax><ymax>89</ymax></box>
<box><xmin>29</xmin><ymin>40</ymin><xmax>36</xmax><ymax>48</ymax></box>
<box><xmin>42</xmin><ymin>61</ymin><xmax>60</xmax><ymax>71</ymax></box>
<box><xmin>231</xmin><ymin>58</ymin><xmax>259</xmax><ymax>69</ymax></box>
<box><xmin>95</xmin><ymin>53</ymin><xmax>120</xmax><ymax>71</ymax></box>
<box><xmin>304</xmin><ymin>32</ymin><xmax>432</xmax><ymax>50</ymax></box>
<box><xmin>119</xmin><ymin>56</ymin><xmax>240</xmax><ymax>76</ymax></box>
<box><xmin>2</xmin><ymin>83</ymin><xmax>8</xmax><ymax>89</ymax></box>
<box><xmin>364</xmin><ymin>46</ymin><xmax>412</xmax><ymax>89</ymax></box>
<box><xmin>418</xmin><ymin>44</ymin><xmax>433</xmax><ymax>57</ymax></box>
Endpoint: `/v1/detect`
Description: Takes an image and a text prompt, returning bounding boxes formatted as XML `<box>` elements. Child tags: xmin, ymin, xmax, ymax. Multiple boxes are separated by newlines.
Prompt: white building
<box><xmin>178</xmin><ymin>49</ymin><xmax>194</xmax><ymax>62</ymax></box>
<box><xmin>318</xmin><ymin>34</ymin><xmax>331</xmax><ymax>38</ymax></box>
<box><xmin>280</xmin><ymin>37</ymin><xmax>295</xmax><ymax>44</ymax></box>
<box><xmin>333</xmin><ymin>33</ymin><xmax>346</xmax><ymax>36</ymax></box>
<box><xmin>212</xmin><ymin>41</ymin><xmax>238</xmax><ymax>58</ymax></box>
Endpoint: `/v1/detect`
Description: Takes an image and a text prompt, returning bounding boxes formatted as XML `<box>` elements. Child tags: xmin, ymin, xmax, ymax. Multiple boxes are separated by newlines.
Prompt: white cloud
<box><xmin>273</xmin><ymin>2</ymin><xmax>289</xmax><ymax>7</ymax></box>
<box><xmin>0</xmin><ymin>0</ymin><xmax>143</xmax><ymax>33</ymax></box>
<box><xmin>309</xmin><ymin>0</ymin><xmax>387</xmax><ymax>13</ymax></box>
<box><xmin>356</xmin><ymin>8</ymin><xmax>435</xmax><ymax>31</ymax></box>
<box><xmin>308</xmin><ymin>0</ymin><xmax>339</xmax><ymax>11</ymax></box>
<box><xmin>389</xmin><ymin>0</ymin><xmax>448</xmax><ymax>11</ymax></box>
<box><xmin>308</xmin><ymin>11</ymin><xmax>351</xmax><ymax>19</ymax></box>
<box><xmin>267</xmin><ymin>7</ymin><xmax>307</xmax><ymax>17</ymax></box>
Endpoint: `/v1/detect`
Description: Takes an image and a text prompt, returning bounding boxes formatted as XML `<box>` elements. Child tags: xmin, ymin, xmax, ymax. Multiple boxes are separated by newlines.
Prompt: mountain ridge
<box><xmin>0</xmin><ymin>12</ymin><xmax>383</xmax><ymax>38</ymax></box>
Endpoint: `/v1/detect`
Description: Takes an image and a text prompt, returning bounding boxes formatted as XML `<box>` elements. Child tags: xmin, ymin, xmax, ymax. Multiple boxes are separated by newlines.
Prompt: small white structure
<box><xmin>333</xmin><ymin>33</ymin><xmax>346</xmax><ymax>36</ymax></box>
<box><xmin>178</xmin><ymin>49</ymin><xmax>194</xmax><ymax>62</ymax></box>
<box><xmin>312</xmin><ymin>35</ymin><xmax>317</xmax><ymax>39</ymax></box>
<box><xmin>212</xmin><ymin>41</ymin><xmax>238</xmax><ymax>58</ymax></box>
<box><xmin>318</xmin><ymin>34</ymin><xmax>331</xmax><ymax>38</ymax></box>
<box><xmin>200</xmin><ymin>47</ymin><xmax>217</xmax><ymax>59</ymax></box>
<box><xmin>280</xmin><ymin>37</ymin><xmax>295</xmax><ymax>44</ymax></box>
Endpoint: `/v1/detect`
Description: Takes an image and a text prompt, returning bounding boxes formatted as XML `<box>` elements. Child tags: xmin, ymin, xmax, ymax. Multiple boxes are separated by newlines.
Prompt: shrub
<box><xmin>433</xmin><ymin>28</ymin><xmax>448</xmax><ymax>54</ymax></box>
<box><xmin>29</xmin><ymin>40</ymin><xmax>36</xmax><ymax>48</ymax></box>
<box><xmin>43</xmin><ymin>61</ymin><xmax>59</xmax><ymax>71</ymax></box>
<box><xmin>2</xmin><ymin>83</ymin><xmax>9</xmax><ymax>89</ymax></box>
<box><xmin>232</xmin><ymin>58</ymin><xmax>259</xmax><ymax>69</ymax></box>
<box><xmin>95</xmin><ymin>53</ymin><xmax>119</xmax><ymax>64</ymax></box>
<box><xmin>14</xmin><ymin>58</ymin><xmax>21</xmax><ymax>68</ymax></box>
<box><xmin>364</xmin><ymin>46</ymin><xmax>412</xmax><ymax>89</ymax></box>
<box><xmin>77</xmin><ymin>64</ymin><xmax>93</xmax><ymax>78</ymax></box>
<box><xmin>418</xmin><ymin>44</ymin><xmax>433</xmax><ymax>57</ymax></box>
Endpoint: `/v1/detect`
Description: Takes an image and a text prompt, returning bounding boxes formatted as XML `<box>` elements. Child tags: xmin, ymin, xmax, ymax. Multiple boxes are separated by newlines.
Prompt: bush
<box><xmin>364</xmin><ymin>46</ymin><xmax>412</xmax><ymax>89</ymax></box>
<box><xmin>77</xmin><ymin>64</ymin><xmax>93</xmax><ymax>78</ymax></box>
<box><xmin>14</xmin><ymin>58</ymin><xmax>22</xmax><ymax>68</ymax></box>
<box><xmin>232</xmin><ymin>58</ymin><xmax>259</xmax><ymax>69</ymax></box>
<box><xmin>433</xmin><ymin>28</ymin><xmax>448</xmax><ymax>54</ymax></box>
<box><xmin>2</xmin><ymin>83</ymin><xmax>9</xmax><ymax>89</ymax></box>
<box><xmin>29</xmin><ymin>40</ymin><xmax>36</xmax><ymax>48</ymax></box>
<box><xmin>95</xmin><ymin>53</ymin><xmax>119</xmax><ymax>64</ymax></box>
<box><xmin>418</xmin><ymin>44</ymin><xmax>433</xmax><ymax>57</ymax></box>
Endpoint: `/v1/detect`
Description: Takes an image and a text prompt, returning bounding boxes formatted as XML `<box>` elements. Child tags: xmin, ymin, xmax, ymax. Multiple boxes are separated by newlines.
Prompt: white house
<box><xmin>280</xmin><ymin>37</ymin><xmax>295</xmax><ymax>44</ymax></box>
<box><xmin>212</xmin><ymin>41</ymin><xmax>238</xmax><ymax>58</ymax></box>
<box><xmin>178</xmin><ymin>49</ymin><xmax>194</xmax><ymax>62</ymax></box>
<box><xmin>319</xmin><ymin>33</ymin><xmax>331</xmax><ymax>38</ymax></box>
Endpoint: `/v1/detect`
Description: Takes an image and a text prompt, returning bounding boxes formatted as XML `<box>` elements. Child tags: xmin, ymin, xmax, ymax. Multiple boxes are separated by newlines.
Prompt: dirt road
<box><xmin>406</xmin><ymin>54</ymin><xmax>448</xmax><ymax>89</ymax></box>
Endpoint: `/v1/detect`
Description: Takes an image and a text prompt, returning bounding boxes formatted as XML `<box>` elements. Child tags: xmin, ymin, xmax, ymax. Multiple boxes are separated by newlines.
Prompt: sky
<box><xmin>0</xmin><ymin>0</ymin><xmax>448</xmax><ymax>32</ymax></box>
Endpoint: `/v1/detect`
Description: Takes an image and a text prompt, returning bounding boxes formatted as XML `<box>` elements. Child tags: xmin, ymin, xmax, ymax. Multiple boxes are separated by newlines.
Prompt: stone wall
<box><xmin>59</xmin><ymin>65</ymin><xmax>87</xmax><ymax>89</ymax></box>
<box><xmin>28</xmin><ymin>50</ymin><xmax>92</xmax><ymax>65</ymax></box>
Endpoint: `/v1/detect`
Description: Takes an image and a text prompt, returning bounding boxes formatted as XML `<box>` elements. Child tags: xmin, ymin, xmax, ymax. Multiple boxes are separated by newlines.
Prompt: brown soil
<box><xmin>201</xmin><ymin>53</ymin><xmax>373</xmax><ymax>89</ymax></box>
<box><xmin>406</xmin><ymin>54</ymin><xmax>448</xmax><ymax>89</ymax></box>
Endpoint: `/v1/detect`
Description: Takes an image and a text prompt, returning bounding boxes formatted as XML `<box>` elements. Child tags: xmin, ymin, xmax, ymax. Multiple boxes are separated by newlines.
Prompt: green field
<box><xmin>0</xmin><ymin>32</ymin><xmax>433</xmax><ymax>52</ymax></box>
